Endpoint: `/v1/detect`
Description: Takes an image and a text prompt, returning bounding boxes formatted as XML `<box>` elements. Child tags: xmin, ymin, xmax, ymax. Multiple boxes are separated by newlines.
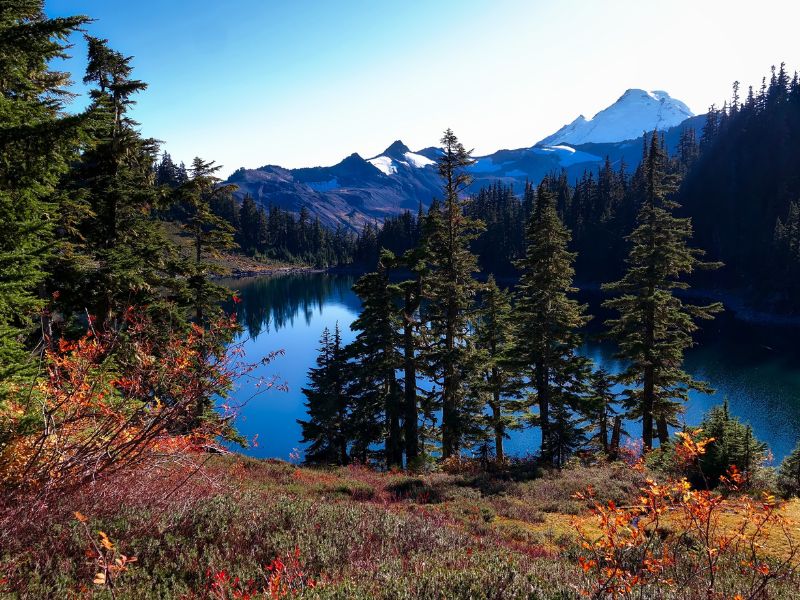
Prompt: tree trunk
<box><xmin>441</xmin><ymin>297</ymin><xmax>458</xmax><ymax>459</ymax></box>
<box><xmin>403</xmin><ymin>286</ymin><xmax>420</xmax><ymax>466</ymax></box>
<box><xmin>491</xmin><ymin>383</ymin><xmax>504</xmax><ymax>463</ymax></box>
<box><xmin>386</xmin><ymin>378</ymin><xmax>403</xmax><ymax>468</ymax></box>
<box><xmin>656</xmin><ymin>416</ymin><xmax>669</xmax><ymax>446</ymax></box>
<box><xmin>642</xmin><ymin>294</ymin><xmax>656</xmax><ymax>450</ymax></box>
<box><xmin>609</xmin><ymin>416</ymin><xmax>622</xmax><ymax>460</ymax></box>
<box><xmin>642</xmin><ymin>365</ymin><xmax>654</xmax><ymax>450</ymax></box>
<box><xmin>536</xmin><ymin>360</ymin><xmax>551</xmax><ymax>463</ymax></box>
<box><xmin>599</xmin><ymin>404</ymin><xmax>609</xmax><ymax>454</ymax></box>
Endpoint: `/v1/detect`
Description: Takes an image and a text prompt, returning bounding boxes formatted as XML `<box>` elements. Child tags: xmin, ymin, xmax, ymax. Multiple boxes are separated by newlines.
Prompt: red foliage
<box><xmin>0</xmin><ymin>309</ymin><xmax>281</xmax><ymax>502</ymax></box>
<box><xmin>202</xmin><ymin>548</ymin><xmax>318</xmax><ymax>600</ymax></box>
<box><xmin>575</xmin><ymin>430</ymin><xmax>800</xmax><ymax>599</ymax></box>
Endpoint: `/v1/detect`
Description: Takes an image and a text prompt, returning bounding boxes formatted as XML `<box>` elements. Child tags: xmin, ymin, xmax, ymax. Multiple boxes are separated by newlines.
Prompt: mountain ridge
<box><xmin>226</xmin><ymin>90</ymin><xmax>703</xmax><ymax>230</ymax></box>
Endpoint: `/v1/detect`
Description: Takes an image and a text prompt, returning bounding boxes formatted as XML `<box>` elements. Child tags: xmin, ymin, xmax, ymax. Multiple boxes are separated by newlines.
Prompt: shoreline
<box><xmin>214</xmin><ymin>265</ymin><xmax>326</xmax><ymax>280</ymax></box>
<box><xmin>219</xmin><ymin>266</ymin><xmax>800</xmax><ymax>327</ymax></box>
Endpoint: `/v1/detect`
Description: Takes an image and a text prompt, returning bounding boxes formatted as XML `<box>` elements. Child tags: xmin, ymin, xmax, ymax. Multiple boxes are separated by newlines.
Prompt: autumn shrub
<box><xmin>648</xmin><ymin>403</ymin><xmax>771</xmax><ymax>490</ymax></box>
<box><xmin>385</xmin><ymin>475</ymin><xmax>442</xmax><ymax>503</ymax></box>
<box><xmin>576</xmin><ymin>430</ymin><xmax>800</xmax><ymax>599</ymax></box>
<box><xmin>0</xmin><ymin>309</ymin><xmax>278</xmax><ymax>506</ymax></box>
<box><xmin>515</xmin><ymin>462</ymin><xmax>645</xmax><ymax>515</ymax></box>
<box><xmin>332</xmin><ymin>481</ymin><xmax>376</xmax><ymax>500</ymax></box>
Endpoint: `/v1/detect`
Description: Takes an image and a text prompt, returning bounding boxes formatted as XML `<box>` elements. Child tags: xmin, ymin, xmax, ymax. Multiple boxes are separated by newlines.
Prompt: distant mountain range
<box><xmin>227</xmin><ymin>89</ymin><xmax>705</xmax><ymax>230</ymax></box>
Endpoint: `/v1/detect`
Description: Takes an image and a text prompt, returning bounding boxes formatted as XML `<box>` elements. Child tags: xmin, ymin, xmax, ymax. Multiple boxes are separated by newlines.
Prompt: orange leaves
<box><xmin>575</xmin><ymin>434</ymin><xmax>798</xmax><ymax>598</ymax></box>
<box><xmin>74</xmin><ymin>512</ymin><xmax>137</xmax><ymax>593</ymax></box>
<box><xmin>98</xmin><ymin>531</ymin><xmax>114</xmax><ymax>551</ymax></box>
<box><xmin>674</xmin><ymin>429</ymin><xmax>715</xmax><ymax>466</ymax></box>
<box><xmin>0</xmin><ymin>309</ymin><xmax>270</xmax><ymax>499</ymax></box>
<box><xmin>578</xmin><ymin>556</ymin><xmax>597</xmax><ymax>572</ymax></box>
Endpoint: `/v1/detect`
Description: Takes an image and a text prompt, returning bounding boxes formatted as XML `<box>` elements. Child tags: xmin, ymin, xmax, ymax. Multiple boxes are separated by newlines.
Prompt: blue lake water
<box><xmin>222</xmin><ymin>272</ymin><xmax>800</xmax><ymax>464</ymax></box>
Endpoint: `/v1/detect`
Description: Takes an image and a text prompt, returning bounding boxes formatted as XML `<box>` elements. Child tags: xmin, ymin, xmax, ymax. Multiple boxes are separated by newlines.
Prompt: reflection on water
<box><xmin>224</xmin><ymin>273</ymin><xmax>800</xmax><ymax>462</ymax></box>
<box><xmin>219</xmin><ymin>274</ymin><xmax>360</xmax><ymax>339</ymax></box>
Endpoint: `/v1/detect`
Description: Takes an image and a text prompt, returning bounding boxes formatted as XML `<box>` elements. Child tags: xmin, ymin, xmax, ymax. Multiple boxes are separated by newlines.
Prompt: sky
<box><xmin>47</xmin><ymin>0</ymin><xmax>800</xmax><ymax>177</ymax></box>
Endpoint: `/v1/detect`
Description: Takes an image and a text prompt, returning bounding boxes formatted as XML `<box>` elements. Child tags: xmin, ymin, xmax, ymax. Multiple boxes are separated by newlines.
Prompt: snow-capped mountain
<box><xmin>367</xmin><ymin>140</ymin><xmax>436</xmax><ymax>175</ymax></box>
<box><xmin>227</xmin><ymin>90</ymin><xmax>703</xmax><ymax>230</ymax></box>
<box><xmin>537</xmin><ymin>89</ymin><xmax>694</xmax><ymax>146</ymax></box>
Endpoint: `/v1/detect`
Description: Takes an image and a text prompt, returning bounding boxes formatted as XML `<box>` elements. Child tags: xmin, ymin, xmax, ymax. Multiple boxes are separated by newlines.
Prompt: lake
<box><xmin>222</xmin><ymin>272</ymin><xmax>800</xmax><ymax>464</ymax></box>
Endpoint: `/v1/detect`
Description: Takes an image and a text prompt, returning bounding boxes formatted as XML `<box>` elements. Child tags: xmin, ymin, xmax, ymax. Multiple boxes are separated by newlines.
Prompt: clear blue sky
<box><xmin>47</xmin><ymin>0</ymin><xmax>800</xmax><ymax>176</ymax></box>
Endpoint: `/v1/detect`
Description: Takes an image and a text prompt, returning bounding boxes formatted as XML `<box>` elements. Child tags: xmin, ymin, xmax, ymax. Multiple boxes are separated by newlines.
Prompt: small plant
<box><xmin>205</xmin><ymin>548</ymin><xmax>317</xmax><ymax>599</ymax></box>
<box><xmin>74</xmin><ymin>512</ymin><xmax>136</xmax><ymax>599</ymax></box>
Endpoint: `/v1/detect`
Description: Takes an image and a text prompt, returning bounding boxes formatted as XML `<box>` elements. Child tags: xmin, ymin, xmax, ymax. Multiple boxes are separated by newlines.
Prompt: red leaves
<box><xmin>206</xmin><ymin>548</ymin><xmax>318</xmax><ymax>599</ymax></box>
<box><xmin>574</xmin><ymin>429</ymin><xmax>797</xmax><ymax>598</ymax></box>
<box><xmin>0</xmin><ymin>308</ymin><xmax>272</xmax><ymax>499</ymax></box>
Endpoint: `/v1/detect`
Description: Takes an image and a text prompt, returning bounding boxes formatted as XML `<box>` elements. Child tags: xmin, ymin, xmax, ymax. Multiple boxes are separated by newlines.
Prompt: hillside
<box><xmin>5</xmin><ymin>454</ymin><xmax>799</xmax><ymax>599</ymax></box>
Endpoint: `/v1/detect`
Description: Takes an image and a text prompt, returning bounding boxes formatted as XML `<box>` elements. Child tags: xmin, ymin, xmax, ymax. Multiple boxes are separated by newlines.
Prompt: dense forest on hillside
<box><xmin>350</xmin><ymin>73</ymin><xmax>800</xmax><ymax>313</ymax></box>
<box><xmin>154</xmin><ymin>68</ymin><xmax>800</xmax><ymax>317</ymax></box>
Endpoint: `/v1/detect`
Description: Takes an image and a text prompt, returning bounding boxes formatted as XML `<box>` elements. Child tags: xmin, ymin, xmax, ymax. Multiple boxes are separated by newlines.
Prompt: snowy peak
<box><xmin>382</xmin><ymin>140</ymin><xmax>412</xmax><ymax>158</ymax></box>
<box><xmin>367</xmin><ymin>140</ymin><xmax>435</xmax><ymax>176</ymax></box>
<box><xmin>537</xmin><ymin>89</ymin><xmax>694</xmax><ymax>146</ymax></box>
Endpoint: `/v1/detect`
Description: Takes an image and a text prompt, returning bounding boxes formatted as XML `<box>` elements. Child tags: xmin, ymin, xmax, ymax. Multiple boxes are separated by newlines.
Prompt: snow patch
<box><xmin>530</xmin><ymin>145</ymin><xmax>601</xmax><ymax>166</ymax></box>
<box><xmin>403</xmin><ymin>151</ymin><xmax>435</xmax><ymax>168</ymax></box>
<box><xmin>368</xmin><ymin>156</ymin><xmax>397</xmax><ymax>176</ymax></box>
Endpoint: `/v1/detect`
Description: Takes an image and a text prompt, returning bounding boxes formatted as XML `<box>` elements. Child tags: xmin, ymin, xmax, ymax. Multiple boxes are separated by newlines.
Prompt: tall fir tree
<box><xmin>420</xmin><ymin>129</ymin><xmax>483</xmax><ymax>458</ymax></box>
<box><xmin>471</xmin><ymin>276</ymin><xmax>524</xmax><ymax>462</ymax></box>
<box><xmin>394</xmin><ymin>246</ymin><xmax>425</xmax><ymax>466</ymax></box>
<box><xmin>602</xmin><ymin>132</ymin><xmax>722</xmax><ymax>449</ymax></box>
<box><xmin>298</xmin><ymin>325</ymin><xmax>350</xmax><ymax>465</ymax></box>
<box><xmin>178</xmin><ymin>158</ymin><xmax>238</xmax><ymax>322</ymax></box>
<box><xmin>57</xmin><ymin>36</ymin><xmax>176</xmax><ymax>329</ymax></box>
<box><xmin>348</xmin><ymin>251</ymin><xmax>404</xmax><ymax>466</ymax></box>
<box><xmin>0</xmin><ymin>3</ymin><xmax>88</xmax><ymax>384</ymax></box>
<box><xmin>514</xmin><ymin>185</ymin><xmax>592</xmax><ymax>466</ymax></box>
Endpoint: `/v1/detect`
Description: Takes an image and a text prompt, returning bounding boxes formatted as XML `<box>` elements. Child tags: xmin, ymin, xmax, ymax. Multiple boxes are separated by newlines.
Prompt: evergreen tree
<box><xmin>394</xmin><ymin>246</ymin><xmax>425</xmax><ymax>466</ymax></box>
<box><xmin>155</xmin><ymin>152</ymin><xmax>184</xmax><ymax>189</ymax></box>
<box><xmin>420</xmin><ymin>129</ymin><xmax>483</xmax><ymax>458</ymax></box>
<box><xmin>348</xmin><ymin>251</ymin><xmax>403</xmax><ymax>466</ymax></box>
<box><xmin>238</xmin><ymin>194</ymin><xmax>260</xmax><ymax>254</ymax></box>
<box><xmin>586</xmin><ymin>368</ymin><xmax>620</xmax><ymax>458</ymax></box>
<box><xmin>778</xmin><ymin>442</ymin><xmax>800</xmax><ymax>499</ymax></box>
<box><xmin>514</xmin><ymin>185</ymin><xmax>592</xmax><ymax>466</ymax></box>
<box><xmin>179</xmin><ymin>157</ymin><xmax>238</xmax><ymax>322</ymax></box>
<box><xmin>0</xmin><ymin>3</ymin><xmax>88</xmax><ymax>383</ymax></box>
<box><xmin>603</xmin><ymin>132</ymin><xmax>722</xmax><ymax>449</ymax></box>
<box><xmin>298</xmin><ymin>325</ymin><xmax>350</xmax><ymax>465</ymax></box>
<box><xmin>694</xmin><ymin>402</ymin><xmax>766</xmax><ymax>488</ymax></box>
<box><xmin>471</xmin><ymin>276</ymin><xmax>523</xmax><ymax>461</ymax></box>
<box><xmin>58</xmin><ymin>36</ymin><xmax>176</xmax><ymax>328</ymax></box>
